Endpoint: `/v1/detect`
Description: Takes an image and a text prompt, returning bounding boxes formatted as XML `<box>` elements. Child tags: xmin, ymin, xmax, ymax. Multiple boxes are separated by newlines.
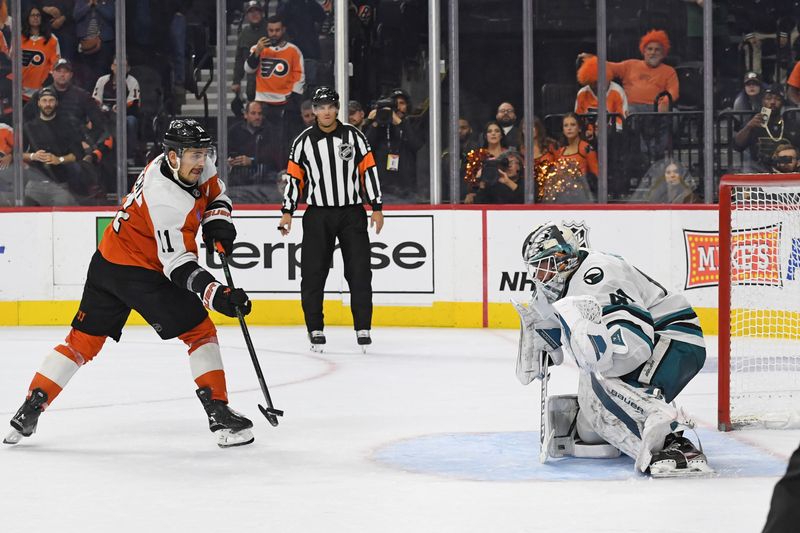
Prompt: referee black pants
<box><xmin>763</xmin><ymin>442</ymin><xmax>800</xmax><ymax>532</ymax></box>
<box><xmin>300</xmin><ymin>205</ymin><xmax>373</xmax><ymax>332</ymax></box>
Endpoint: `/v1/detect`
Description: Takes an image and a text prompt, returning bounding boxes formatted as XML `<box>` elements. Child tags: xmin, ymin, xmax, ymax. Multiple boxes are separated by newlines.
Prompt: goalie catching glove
<box><xmin>203</xmin><ymin>282</ymin><xmax>252</xmax><ymax>318</ymax></box>
<box><xmin>552</xmin><ymin>295</ymin><xmax>622</xmax><ymax>375</ymax></box>
<box><xmin>202</xmin><ymin>201</ymin><xmax>236</xmax><ymax>256</ymax></box>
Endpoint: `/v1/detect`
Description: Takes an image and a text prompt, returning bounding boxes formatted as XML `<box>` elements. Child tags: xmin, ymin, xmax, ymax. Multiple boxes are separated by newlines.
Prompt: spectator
<box><xmin>734</xmin><ymin>71</ymin><xmax>766</xmax><ymax>113</ymax></box>
<box><xmin>734</xmin><ymin>84</ymin><xmax>800</xmax><ymax>172</ymax></box>
<box><xmin>787</xmin><ymin>61</ymin><xmax>800</xmax><ymax>106</ymax></box>
<box><xmin>554</xmin><ymin>112</ymin><xmax>598</xmax><ymax>180</ymax></box>
<box><xmin>300</xmin><ymin>99</ymin><xmax>315</xmax><ymax>128</ymax></box>
<box><xmin>365</xmin><ymin>88</ymin><xmax>423</xmax><ymax>201</ymax></box>
<box><xmin>769</xmin><ymin>142</ymin><xmax>799</xmax><ymax>173</ymax></box>
<box><xmin>277</xmin><ymin>0</ymin><xmax>326</xmax><ymax>88</ymax></box>
<box><xmin>74</xmin><ymin>0</ymin><xmax>115</xmax><ymax>91</ymax></box>
<box><xmin>631</xmin><ymin>159</ymin><xmax>699</xmax><ymax>204</ymax></box>
<box><xmin>92</xmin><ymin>56</ymin><xmax>140</xmax><ymax>163</ymax></box>
<box><xmin>463</xmin><ymin>120</ymin><xmax>507</xmax><ymax>203</ymax></box>
<box><xmin>471</xmin><ymin>149</ymin><xmax>525</xmax><ymax>204</ymax></box>
<box><xmin>348</xmin><ymin>100</ymin><xmax>366</xmax><ymax>130</ymax></box>
<box><xmin>40</xmin><ymin>1</ymin><xmax>77</xmax><ymax>63</ymax></box>
<box><xmin>537</xmin><ymin>113</ymin><xmax>595</xmax><ymax>204</ymax></box>
<box><xmin>244</xmin><ymin>15</ymin><xmax>305</xmax><ymax>170</ymax></box>
<box><xmin>583</xmin><ymin>30</ymin><xmax>678</xmax><ymax>160</ymax></box>
<box><xmin>24</xmin><ymin>58</ymin><xmax>102</xmax><ymax>145</ymax></box>
<box><xmin>495</xmin><ymin>102</ymin><xmax>522</xmax><ymax>149</ymax></box>
<box><xmin>458</xmin><ymin>118</ymin><xmax>479</xmax><ymax>169</ymax></box>
<box><xmin>575</xmin><ymin>56</ymin><xmax>628</xmax><ymax>136</ymax></box>
<box><xmin>532</xmin><ymin>115</ymin><xmax>557</xmax><ymax>165</ymax></box>
<box><xmin>0</xmin><ymin>120</ymin><xmax>12</xmax><ymax>205</ymax></box>
<box><xmin>227</xmin><ymin>100</ymin><xmax>277</xmax><ymax>204</ymax></box>
<box><xmin>232</xmin><ymin>1</ymin><xmax>267</xmax><ymax>102</ymax></box>
<box><xmin>22</xmin><ymin>87</ymin><xmax>97</xmax><ymax>205</ymax></box>
<box><xmin>20</xmin><ymin>6</ymin><xmax>61</xmax><ymax>101</ymax></box>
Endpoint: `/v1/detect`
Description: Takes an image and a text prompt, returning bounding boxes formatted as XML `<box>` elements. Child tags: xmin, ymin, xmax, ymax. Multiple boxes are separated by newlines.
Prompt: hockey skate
<box><xmin>196</xmin><ymin>387</ymin><xmax>254</xmax><ymax>448</ymax></box>
<box><xmin>356</xmin><ymin>330</ymin><xmax>371</xmax><ymax>353</ymax></box>
<box><xmin>309</xmin><ymin>330</ymin><xmax>326</xmax><ymax>353</ymax></box>
<box><xmin>648</xmin><ymin>433</ymin><xmax>714</xmax><ymax>478</ymax></box>
<box><xmin>3</xmin><ymin>388</ymin><xmax>48</xmax><ymax>445</ymax></box>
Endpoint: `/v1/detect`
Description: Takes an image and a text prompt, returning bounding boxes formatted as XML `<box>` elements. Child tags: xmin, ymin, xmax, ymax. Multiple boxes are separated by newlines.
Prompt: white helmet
<box><xmin>522</xmin><ymin>222</ymin><xmax>581</xmax><ymax>302</ymax></box>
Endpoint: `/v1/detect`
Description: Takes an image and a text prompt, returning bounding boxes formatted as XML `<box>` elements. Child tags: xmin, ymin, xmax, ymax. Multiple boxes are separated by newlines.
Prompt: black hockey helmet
<box><xmin>162</xmin><ymin>119</ymin><xmax>213</xmax><ymax>154</ymax></box>
<box><xmin>311</xmin><ymin>86</ymin><xmax>339</xmax><ymax>107</ymax></box>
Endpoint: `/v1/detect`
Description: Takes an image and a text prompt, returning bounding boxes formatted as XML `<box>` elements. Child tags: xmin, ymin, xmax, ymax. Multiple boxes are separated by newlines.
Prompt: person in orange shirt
<box><xmin>787</xmin><ymin>61</ymin><xmax>800</xmax><ymax>106</ymax></box>
<box><xmin>3</xmin><ymin>119</ymin><xmax>258</xmax><ymax>449</ymax></box>
<box><xmin>18</xmin><ymin>6</ymin><xmax>61</xmax><ymax>100</ymax></box>
<box><xmin>574</xmin><ymin>55</ymin><xmax>629</xmax><ymax>137</ymax></box>
<box><xmin>580</xmin><ymin>30</ymin><xmax>678</xmax><ymax>162</ymax></box>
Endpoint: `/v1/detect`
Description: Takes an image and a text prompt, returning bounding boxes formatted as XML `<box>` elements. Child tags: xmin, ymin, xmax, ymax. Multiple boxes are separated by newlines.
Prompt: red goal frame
<box><xmin>718</xmin><ymin>173</ymin><xmax>800</xmax><ymax>431</ymax></box>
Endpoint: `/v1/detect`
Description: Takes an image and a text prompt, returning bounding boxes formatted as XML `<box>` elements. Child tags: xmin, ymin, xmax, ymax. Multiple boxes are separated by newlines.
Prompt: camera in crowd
<box><xmin>482</xmin><ymin>155</ymin><xmax>510</xmax><ymax>185</ymax></box>
<box><xmin>374</xmin><ymin>97</ymin><xmax>396</xmax><ymax>126</ymax></box>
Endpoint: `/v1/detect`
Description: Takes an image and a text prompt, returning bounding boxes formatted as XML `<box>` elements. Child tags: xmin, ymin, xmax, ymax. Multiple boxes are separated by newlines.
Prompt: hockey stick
<box><xmin>215</xmin><ymin>242</ymin><xmax>284</xmax><ymax>426</ymax></box>
<box><xmin>539</xmin><ymin>350</ymin><xmax>552</xmax><ymax>464</ymax></box>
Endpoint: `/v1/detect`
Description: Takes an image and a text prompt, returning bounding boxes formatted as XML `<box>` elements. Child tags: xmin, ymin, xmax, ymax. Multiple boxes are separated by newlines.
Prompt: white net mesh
<box><xmin>728</xmin><ymin>185</ymin><xmax>800</xmax><ymax>428</ymax></box>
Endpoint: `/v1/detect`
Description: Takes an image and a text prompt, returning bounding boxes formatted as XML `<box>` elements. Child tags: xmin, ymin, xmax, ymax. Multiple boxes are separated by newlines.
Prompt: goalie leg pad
<box><xmin>545</xmin><ymin>394</ymin><xmax>622</xmax><ymax>459</ymax></box>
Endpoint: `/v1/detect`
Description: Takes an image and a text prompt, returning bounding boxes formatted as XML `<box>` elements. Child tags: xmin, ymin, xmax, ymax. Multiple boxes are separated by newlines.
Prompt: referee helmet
<box><xmin>311</xmin><ymin>86</ymin><xmax>340</xmax><ymax>107</ymax></box>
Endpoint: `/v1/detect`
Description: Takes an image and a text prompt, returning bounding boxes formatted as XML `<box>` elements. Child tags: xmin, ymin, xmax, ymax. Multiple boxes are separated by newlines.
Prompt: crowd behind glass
<box><xmin>2</xmin><ymin>0</ymin><xmax>800</xmax><ymax>207</ymax></box>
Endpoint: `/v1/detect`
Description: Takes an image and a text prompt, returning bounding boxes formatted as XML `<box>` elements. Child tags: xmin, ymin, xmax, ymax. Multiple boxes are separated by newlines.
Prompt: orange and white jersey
<box><xmin>99</xmin><ymin>154</ymin><xmax>231</xmax><ymax>280</ymax></box>
<box><xmin>0</xmin><ymin>123</ymin><xmax>13</xmax><ymax>155</ymax></box>
<box><xmin>18</xmin><ymin>34</ymin><xmax>60</xmax><ymax>98</ymax></box>
<box><xmin>244</xmin><ymin>41</ymin><xmax>305</xmax><ymax>104</ymax></box>
<box><xmin>575</xmin><ymin>81</ymin><xmax>629</xmax><ymax>130</ymax></box>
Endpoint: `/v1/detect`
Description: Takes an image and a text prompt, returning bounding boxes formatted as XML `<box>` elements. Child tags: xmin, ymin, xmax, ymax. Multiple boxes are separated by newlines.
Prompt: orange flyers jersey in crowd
<box><xmin>245</xmin><ymin>42</ymin><xmax>305</xmax><ymax>104</ymax></box>
<box><xmin>575</xmin><ymin>81</ymin><xmax>629</xmax><ymax>130</ymax></box>
<box><xmin>788</xmin><ymin>62</ymin><xmax>800</xmax><ymax>89</ymax></box>
<box><xmin>0</xmin><ymin>123</ymin><xmax>13</xmax><ymax>155</ymax></box>
<box><xmin>19</xmin><ymin>34</ymin><xmax>60</xmax><ymax>98</ymax></box>
<box><xmin>99</xmin><ymin>154</ymin><xmax>231</xmax><ymax>280</ymax></box>
<box><xmin>606</xmin><ymin>60</ymin><xmax>678</xmax><ymax>109</ymax></box>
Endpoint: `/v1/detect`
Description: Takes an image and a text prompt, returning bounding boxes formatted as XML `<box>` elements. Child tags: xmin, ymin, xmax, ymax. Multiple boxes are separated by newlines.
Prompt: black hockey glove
<box><xmin>202</xmin><ymin>282</ymin><xmax>252</xmax><ymax>318</ymax></box>
<box><xmin>202</xmin><ymin>204</ymin><xmax>236</xmax><ymax>256</ymax></box>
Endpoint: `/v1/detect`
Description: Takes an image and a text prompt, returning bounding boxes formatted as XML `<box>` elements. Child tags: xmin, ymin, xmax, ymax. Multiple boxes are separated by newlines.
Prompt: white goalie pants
<box><xmin>577</xmin><ymin>372</ymin><xmax>680</xmax><ymax>472</ymax></box>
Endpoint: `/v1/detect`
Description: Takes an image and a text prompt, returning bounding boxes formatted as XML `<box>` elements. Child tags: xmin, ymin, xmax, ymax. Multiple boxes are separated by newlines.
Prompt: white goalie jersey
<box><xmin>561</xmin><ymin>250</ymin><xmax>705</xmax><ymax>379</ymax></box>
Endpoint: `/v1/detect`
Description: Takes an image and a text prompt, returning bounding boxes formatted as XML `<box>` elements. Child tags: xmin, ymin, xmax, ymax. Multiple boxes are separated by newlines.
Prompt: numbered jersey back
<box><xmin>98</xmin><ymin>154</ymin><xmax>227</xmax><ymax>280</ymax></box>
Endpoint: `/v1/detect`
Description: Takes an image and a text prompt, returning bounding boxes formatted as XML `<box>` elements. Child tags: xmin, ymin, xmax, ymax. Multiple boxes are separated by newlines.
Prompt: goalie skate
<box><xmin>648</xmin><ymin>434</ymin><xmax>715</xmax><ymax>478</ymax></box>
<box><xmin>309</xmin><ymin>330</ymin><xmax>326</xmax><ymax>353</ymax></box>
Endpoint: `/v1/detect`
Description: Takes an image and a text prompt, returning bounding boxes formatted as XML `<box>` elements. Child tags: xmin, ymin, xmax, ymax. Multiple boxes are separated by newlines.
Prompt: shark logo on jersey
<box><xmin>562</xmin><ymin>221</ymin><xmax>590</xmax><ymax>248</ymax></box>
<box><xmin>338</xmin><ymin>142</ymin><xmax>355</xmax><ymax>161</ymax></box>
<box><xmin>583</xmin><ymin>267</ymin><xmax>604</xmax><ymax>285</ymax></box>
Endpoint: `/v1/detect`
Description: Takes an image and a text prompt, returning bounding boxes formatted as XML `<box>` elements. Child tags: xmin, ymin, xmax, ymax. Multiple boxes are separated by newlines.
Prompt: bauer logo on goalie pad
<box><xmin>535</xmin><ymin>327</ymin><xmax>562</xmax><ymax>350</ymax></box>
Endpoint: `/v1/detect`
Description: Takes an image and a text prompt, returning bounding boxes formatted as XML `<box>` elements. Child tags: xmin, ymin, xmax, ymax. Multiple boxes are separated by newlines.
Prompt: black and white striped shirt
<box><xmin>282</xmin><ymin>121</ymin><xmax>382</xmax><ymax>214</ymax></box>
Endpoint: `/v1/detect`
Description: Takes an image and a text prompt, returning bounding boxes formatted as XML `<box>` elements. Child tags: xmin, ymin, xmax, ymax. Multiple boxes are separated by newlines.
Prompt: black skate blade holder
<box><xmin>216</xmin><ymin>243</ymin><xmax>284</xmax><ymax>426</ymax></box>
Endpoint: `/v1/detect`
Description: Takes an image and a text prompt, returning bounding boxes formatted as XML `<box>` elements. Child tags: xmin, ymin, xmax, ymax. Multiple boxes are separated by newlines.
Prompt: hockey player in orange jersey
<box><xmin>4</xmin><ymin>119</ymin><xmax>256</xmax><ymax>449</ymax></box>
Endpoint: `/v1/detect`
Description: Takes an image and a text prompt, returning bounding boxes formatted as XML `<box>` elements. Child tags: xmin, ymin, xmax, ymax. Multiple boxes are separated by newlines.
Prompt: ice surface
<box><xmin>0</xmin><ymin>326</ymin><xmax>796</xmax><ymax>532</ymax></box>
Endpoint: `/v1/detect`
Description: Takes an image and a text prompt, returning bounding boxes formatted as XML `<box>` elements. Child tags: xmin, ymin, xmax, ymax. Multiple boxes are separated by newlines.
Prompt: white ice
<box><xmin>0</xmin><ymin>326</ymin><xmax>796</xmax><ymax>533</ymax></box>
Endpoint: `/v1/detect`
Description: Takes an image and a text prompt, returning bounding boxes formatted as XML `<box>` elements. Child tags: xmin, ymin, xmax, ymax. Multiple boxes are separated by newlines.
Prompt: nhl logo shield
<box><xmin>338</xmin><ymin>142</ymin><xmax>355</xmax><ymax>161</ymax></box>
<box><xmin>562</xmin><ymin>220</ymin><xmax>590</xmax><ymax>248</ymax></box>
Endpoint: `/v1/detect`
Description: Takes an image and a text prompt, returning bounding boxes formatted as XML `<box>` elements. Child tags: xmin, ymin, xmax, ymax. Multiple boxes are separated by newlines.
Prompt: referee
<box><xmin>278</xmin><ymin>86</ymin><xmax>384</xmax><ymax>349</ymax></box>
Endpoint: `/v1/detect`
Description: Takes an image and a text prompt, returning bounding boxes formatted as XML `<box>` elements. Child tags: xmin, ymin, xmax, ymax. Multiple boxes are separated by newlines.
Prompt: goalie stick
<box><xmin>539</xmin><ymin>350</ymin><xmax>552</xmax><ymax>464</ymax></box>
<box><xmin>216</xmin><ymin>242</ymin><xmax>284</xmax><ymax>427</ymax></box>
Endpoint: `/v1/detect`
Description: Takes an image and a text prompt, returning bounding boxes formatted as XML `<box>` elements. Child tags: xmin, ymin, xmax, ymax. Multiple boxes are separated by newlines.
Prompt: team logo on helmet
<box><xmin>338</xmin><ymin>142</ymin><xmax>354</xmax><ymax>161</ymax></box>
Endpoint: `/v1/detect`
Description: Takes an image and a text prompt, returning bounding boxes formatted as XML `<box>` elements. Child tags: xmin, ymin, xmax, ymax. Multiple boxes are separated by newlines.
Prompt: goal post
<box><xmin>718</xmin><ymin>174</ymin><xmax>800</xmax><ymax>431</ymax></box>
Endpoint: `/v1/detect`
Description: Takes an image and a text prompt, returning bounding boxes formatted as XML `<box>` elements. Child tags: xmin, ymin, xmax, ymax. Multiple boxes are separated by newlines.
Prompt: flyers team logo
<box><xmin>22</xmin><ymin>50</ymin><xmax>45</xmax><ymax>67</ymax></box>
<box><xmin>260</xmin><ymin>58</ymin><xmax>289</xmax><ymax>77</ymax></box>
<box><xmin>683</xmin><ymin>225</ymin><xmax>782</xmax><ymax>290</ymax></box>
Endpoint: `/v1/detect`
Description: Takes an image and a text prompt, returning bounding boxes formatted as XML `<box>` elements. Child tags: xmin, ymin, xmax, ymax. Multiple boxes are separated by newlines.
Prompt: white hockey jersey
<box><xmin>562</xmin><ymin>250</ymin><xmax>705</xmax><ymax>378</ymax></box>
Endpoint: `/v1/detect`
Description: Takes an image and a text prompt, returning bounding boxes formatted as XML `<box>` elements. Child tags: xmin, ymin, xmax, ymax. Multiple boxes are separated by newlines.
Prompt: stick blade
<box><xmin>259</xmin><ymin>404</ymin><xmax>284</xmax><ymax>427</ymax></box>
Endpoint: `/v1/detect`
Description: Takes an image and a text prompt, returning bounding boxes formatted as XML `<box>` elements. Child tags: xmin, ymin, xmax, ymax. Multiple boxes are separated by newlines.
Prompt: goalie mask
<box><xmin>522</xmin><ymin>223</ymin><xmax>581</xmax><ymax>302</ymax></box>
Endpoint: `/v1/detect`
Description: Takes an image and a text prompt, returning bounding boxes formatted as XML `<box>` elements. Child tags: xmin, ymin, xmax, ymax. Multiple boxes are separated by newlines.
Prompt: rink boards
<box><xmin>0</xmin><ymin>205</ymin><xmax>726</xmax><ymax>330</ymax></box>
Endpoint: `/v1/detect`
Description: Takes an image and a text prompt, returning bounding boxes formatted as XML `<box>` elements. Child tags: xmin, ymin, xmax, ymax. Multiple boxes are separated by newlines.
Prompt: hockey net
<box><xmin>718</xmin><ymin>174</ymin><xmax>800</xmax><ymax>430</ymax></box>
